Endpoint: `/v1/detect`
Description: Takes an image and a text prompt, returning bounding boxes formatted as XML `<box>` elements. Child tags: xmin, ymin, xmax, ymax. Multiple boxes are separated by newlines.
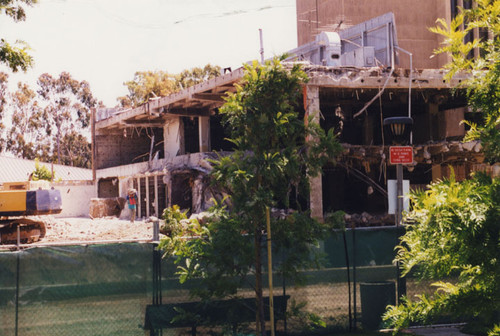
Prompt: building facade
<box><xmin>93</xmin><ymin>5</ymin><xmax>486</xmax><ymax>225</ymax></box>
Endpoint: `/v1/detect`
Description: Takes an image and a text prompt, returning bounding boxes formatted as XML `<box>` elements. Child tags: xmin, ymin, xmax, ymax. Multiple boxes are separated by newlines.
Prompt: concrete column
<box><xmin>305</xmin><ymin>85</ymin><xmax>323</xmax><ymax>222</ymax></box>
<box><xmin>145</xmin><ymin>175</ymin><xmax>150</xmax><ymax>218</ymax></box>
<box><xmin>198</xmin><ymin>116</ymin><xmax>210</xmax><ymax>152</ymax></box>
<box><xmin>154</xmin><ymin>174</ymin><xmax>159</xmax><ymax>217</ymax></box>
<box><xmin>192</xmin><ymin>174</ymin><xmax>204</xmax><ymax>214</ymax></box>
<box><xmin>137</xmin><ymin>177</ymin><xmax>141</xmax><ymax>219</ymax></box>
<box><xmin>163</xmin><ymin>117</ymin><xmax>182</xmax><ymax>160</ymax></box>
<box><xmin>163</xmin><ymin>171</ymin><xmax>172</xmax><ymax>208</ymax></box>
<box><xmin>472</xmin><ymin>1</ymin><xmax>480</xmax><ymax>60</ymax></box>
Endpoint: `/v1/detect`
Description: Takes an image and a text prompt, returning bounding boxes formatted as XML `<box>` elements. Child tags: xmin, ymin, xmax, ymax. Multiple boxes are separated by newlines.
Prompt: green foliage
<box><xmin>161</xmin><ymin>204</ymin><xmax>189</xmax><ymax>237</ymax></box>
<box><xmin>488</xmin><ymin>325</ymin><xmax>500</xmax><ymax>336</ymax></box>
<box><xmin>176</xmin><ymin>64</ymin><xmax>222</xmax><ymax>90</ymax></box>
<box><xmin>159</xmin><ymin>57</ymin><xmax>341</xmax><ymax>333</ymax></box>
<box><xmin>429</xmin><ymin>0</ymin><xmax>500</xmax><ymax>162</ymax></box>
<box><xmin>383</xmin><ymin>172</ymin><xmax>500</xmax><ymax>333</ymax></box>
<box><xmin>0</xmin><ymin>0</ymin><xmax>37</xmax><ymax>72</ymax></box>
<box><xmin>6</xmin><ymin>72</ymin><xmax>97</xmax><ymax>167</ymax></box>
<box><xmin>287</xmin><ymin>299</ymin><xmax>327</xmax><ymax>332</ymax></box>
<box><xmin>32</xmin><ymin>158</ymin><xmax>54</xmax><ymax>181</ymax></box>
<box><xmin>119</xmin><ymin>70</ymin><xmax>177</xmax><ymax>107</ymax></box>
<box><xmin>119</xmin><ymin>64</ymin><xmax>221</xmax><ymax>107</ymax></box>
<box><xmin>0</xmin><ymin>72</ymin><xmax>8</xmax><ymax>151</ymax></box>
<box><xmin>6</xmin><ymin>82</ymin><xmax>47</xmax><ymax>160</ymax></box>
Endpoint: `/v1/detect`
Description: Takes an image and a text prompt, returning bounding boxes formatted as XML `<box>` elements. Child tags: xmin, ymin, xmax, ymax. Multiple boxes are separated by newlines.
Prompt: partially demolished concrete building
<box><xmin>93</xmin><ymin>8</ymin><xmax>484</xmax><ymax>225</ymax></box>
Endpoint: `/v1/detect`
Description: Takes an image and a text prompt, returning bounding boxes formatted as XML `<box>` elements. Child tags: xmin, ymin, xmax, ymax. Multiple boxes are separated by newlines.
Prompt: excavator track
<box><xmin>0</xmin><ymin>218</ymin><xmax>47</xmax><ymax>244</ymax></box>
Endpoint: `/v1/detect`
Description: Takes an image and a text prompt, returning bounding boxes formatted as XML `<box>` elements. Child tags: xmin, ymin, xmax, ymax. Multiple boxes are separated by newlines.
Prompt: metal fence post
<box><xmin>15</xmin><ymin>251</ymin><xmax>20</xmax><ymax>336</ymax></box>
<box><xmin>152</xmin><ymin>220</ymin><xmax>162</xmax><ymax>336</ymax></box>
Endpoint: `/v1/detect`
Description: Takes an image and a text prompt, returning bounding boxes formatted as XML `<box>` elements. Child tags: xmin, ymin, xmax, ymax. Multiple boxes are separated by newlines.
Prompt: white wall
<box><xmin>53</xmin><ymin>182</ymin><xmax>96</xmax><ymax>217</ymax></box>
<box><xmin>164</xmin><ymin>117</ymin><xmax>181</xmax><ymax>159</ymax></box>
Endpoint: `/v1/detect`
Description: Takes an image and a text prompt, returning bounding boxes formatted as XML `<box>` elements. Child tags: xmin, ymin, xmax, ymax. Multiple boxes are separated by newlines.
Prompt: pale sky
<box><xmin>0</xmin><ymin>0</ymin><xmax>298</xmax><ymax>106</ymax></box>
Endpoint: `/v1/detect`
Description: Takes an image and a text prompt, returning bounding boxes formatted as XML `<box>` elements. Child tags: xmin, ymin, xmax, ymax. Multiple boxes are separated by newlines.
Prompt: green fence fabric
<box><xmin>0</xmin><ymin>244</ymin><xmax>154</xmax><ymax>336</ymax></box>
<box><xmin>0</xmin><ymin>228</ymin><xmax>435</xmax><ymax>335</ymax></box>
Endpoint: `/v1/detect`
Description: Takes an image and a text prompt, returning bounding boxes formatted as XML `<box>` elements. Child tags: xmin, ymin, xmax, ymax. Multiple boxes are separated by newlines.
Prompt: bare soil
<box><xmin>39</xmin><ymin>216</ymin><xmax>156</xmax><ymax>243</ymax></box>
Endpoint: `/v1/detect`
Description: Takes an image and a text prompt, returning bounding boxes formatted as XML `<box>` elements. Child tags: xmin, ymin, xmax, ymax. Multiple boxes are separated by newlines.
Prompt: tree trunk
<box><xmin>254</xmin><ymin>227</ymin><xmax>266</xmax><ymax>335</ymax></box>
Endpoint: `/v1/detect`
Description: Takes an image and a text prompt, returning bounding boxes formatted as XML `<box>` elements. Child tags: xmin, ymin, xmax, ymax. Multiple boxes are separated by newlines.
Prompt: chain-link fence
<box><xmin>1</xmin><ymin>227</ymin><xmax>440</xmax><ymax>336</ymax></box>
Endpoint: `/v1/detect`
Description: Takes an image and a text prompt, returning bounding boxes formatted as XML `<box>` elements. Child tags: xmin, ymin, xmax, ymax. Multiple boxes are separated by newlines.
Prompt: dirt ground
<box><xmin>39</xmin><ymin>215</ymin><xmax>157</xmax><ymax>243</ymax></box>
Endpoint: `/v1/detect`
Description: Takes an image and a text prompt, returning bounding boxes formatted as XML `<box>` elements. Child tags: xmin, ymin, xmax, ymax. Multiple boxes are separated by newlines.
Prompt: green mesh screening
<box><xmin>0</xmin><ymin>228</ymin><xmax>435</xmax><ymax>335</ymax></box>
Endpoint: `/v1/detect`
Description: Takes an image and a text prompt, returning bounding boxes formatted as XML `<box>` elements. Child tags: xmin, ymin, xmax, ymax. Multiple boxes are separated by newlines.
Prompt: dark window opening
<box><xmin>322</xmin><ymin>165</ymin><xmax>387</xmax><ymax>214</ymax></box>
<box><xmin>171</xmin><ymin>173</ymin><xmax>193</xmax><ymax>214</ymax></box>
<box><xmin>287</xmin><ymin>183</ymin><xmax>309</xmax><ymax>211</ymax></box>
<box><xmin>183</xmin><ymin>117</ymin><xmax>200</xmax><ymax>154</ymax></box>
<box><xmin>210</xmin><ymin>113</ymin><xmax>234</xmax><ymax>151</ymax></box>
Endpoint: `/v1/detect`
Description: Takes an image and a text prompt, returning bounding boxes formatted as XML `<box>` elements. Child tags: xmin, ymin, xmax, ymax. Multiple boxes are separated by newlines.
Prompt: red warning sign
<box><xmin>389</xmin><ymin>146</ymin><xmax>413</xmax><ymax>165</ymax></box>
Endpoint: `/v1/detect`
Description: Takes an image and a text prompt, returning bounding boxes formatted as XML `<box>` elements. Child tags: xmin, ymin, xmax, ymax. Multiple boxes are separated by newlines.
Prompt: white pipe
<box><xmin>353</xmin><ymin>23</ymin><xmax>395</xmax><ymax>119</ymax></box>
<box><xmin>396</xmin><ymin>46</ymin><xmax>413</xmax><ymax>144</ymax></box>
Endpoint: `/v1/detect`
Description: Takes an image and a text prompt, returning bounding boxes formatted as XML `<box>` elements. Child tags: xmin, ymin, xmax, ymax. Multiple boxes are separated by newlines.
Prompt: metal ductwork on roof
<box><xmin>286</xmin><ymin>12</ymin><xmax>398</xmax><ymax>68</ymax></box>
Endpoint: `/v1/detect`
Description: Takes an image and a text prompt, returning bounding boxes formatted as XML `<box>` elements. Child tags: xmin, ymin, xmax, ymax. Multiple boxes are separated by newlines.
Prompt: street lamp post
<box><xmin>383</xmin><ymin>116</ymin><xmax>413</xmax><ymax>302</ymax></box>
<box><xmin>383</xmin><ymin>117</ymin><xmax>413</xmax><ymax>226</ymax></box>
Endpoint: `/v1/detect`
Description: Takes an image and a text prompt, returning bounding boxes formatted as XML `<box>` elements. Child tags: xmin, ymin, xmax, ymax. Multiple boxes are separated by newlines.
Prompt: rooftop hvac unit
<box><xmin>341</xmin><ymin>46</ymin><xmax>376</xmax><ymax>67</ymax></box>
<box><xmin>285</xmin><ymin>12</ymin><xmax>398</xmax><ymax>68</ymax></box>
<box><xmin>315</xmin><ymin>31</ymin><xmax>341</xmax><ymax>66</ymax></box>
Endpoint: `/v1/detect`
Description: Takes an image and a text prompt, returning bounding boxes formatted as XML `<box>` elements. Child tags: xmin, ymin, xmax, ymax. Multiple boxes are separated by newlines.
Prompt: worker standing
<box><xmin>126</xmin><ymin>188</ymin><xmax>138</xmax><ymax>223</ymax></box>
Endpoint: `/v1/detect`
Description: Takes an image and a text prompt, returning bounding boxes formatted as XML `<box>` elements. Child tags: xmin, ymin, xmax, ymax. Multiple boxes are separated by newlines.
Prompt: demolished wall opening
<box><xmin>171</xmin><ymin>173</ymin><xmax>193</xmax><ymax>215</ymax></box>
<box><xmin>322</xmin><ymin>164</ymin><xmax>387</xmax><ymax>215</ymax></box>
<box><xmin>134</xmin><ymin>176</ymin><xmax>167</xmax><ymax>219</ymax></box>
<box><xmin>182</xmin><ymin>117</ymin><xmax>200</xmax><ymax>154</ymax></box>
<box><xmin>210</xmin><ymin>113</ymin><xmax>234</xmax><ymax>151</ymax></box>
<box><xmin>95</xmin><ymin>127</ymin><xmax>165</xmax><ymax>169</ymax></box>
<box><xmin>317</xmin><ymin>87</ymin><xmax>469</xmax><ymax>147</ymax></box>
<box><xmin>97</xmin><ymin>177</ymin><xmax>119</xmax><ymax>198</ymax></box>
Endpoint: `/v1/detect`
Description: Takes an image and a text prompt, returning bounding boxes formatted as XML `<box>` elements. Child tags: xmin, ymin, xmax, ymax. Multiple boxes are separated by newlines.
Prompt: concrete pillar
<box><xmin>305</xmin><ymin>85</ymin><xmax>324</xmax><ymax>222</ymax></box>
<box><xmin>154</xmin><ymin>174</ymin><xmax>159</xmax><ymax>217</ymax></box>
<box><xmin>145</xmin><ymin>175</ymin><xmax>150</xmax><ymax>218</ymax></box>
<box><xmin>163</xmin><ymin>117</ymin><xmax>182</xmax><ymax>160</ymax></box>
<box><xmin>432</xmin><ymin>164</ymin><xmax>442</xmax><ymax>182</ymax></box>
<box><xmin>199</xmin><ymin>116</ymin><xmax>210</xmax><ymax>152</ymax></box>
<box><xmin>137</xmin><ymin>177</ymin><xmax>142</xmax><ymax>219</ymax></box>
<box><xmin>163</xmin><ymin>171</ymin><xmax>172</xmax><ymax>208</ymax></box>
<box><xmin>192</xmin><ymin>174</ymin><xmax>204</xmax><ymax>214</ymax></box>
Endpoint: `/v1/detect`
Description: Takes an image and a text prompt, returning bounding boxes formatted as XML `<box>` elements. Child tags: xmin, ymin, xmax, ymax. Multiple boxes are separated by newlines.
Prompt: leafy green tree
<box><xmin>0</xmin><ymin>72</ymin><xmax>8</xmax><ymax>151</ymax></box>
<box><xmin>5</xmin><ymin>73</ymin><xmax>96</xmax><ymax>167</ymax></box>
<box><xmin>176</xmin><ymin>64</ymin><xmax>222</xmax><ymax>90</ymax></box>
<box><xmin>118</xmin><ymin>70</ymin><xmax>177</xmax><ymax>107</ymax></box>
<box><xmin>160</xmin><ymin>57</ymin><xmax>341</xmax><ymax>335</ymax></box>
<box><xmin>36</xmin><ymin>72</ymin><xmax>96</xmax><ymax>167</ymax></box>
<box><xmin>384</xmin><ymin>172</ymin><xmax>499</xmax><ymax>334</ymax></box>
<box><xmin>384</xmin><ymin>3</ymin><xmax>500</xmax><ymax>334</ymax></box>
<box><xmin>118</xmin><ymin>64</ymin><xmax>221</xmax><ymax>107</ymax></box>
<box><xmin>31</xmin><ymin>158</ymin><xmax>54</xmax><ymax>181</ymax></box>
<box><xmin>6</xmin><ymin>82</ymin><xmax>49</xmax><ymax>159</ymax></box>
<box><xmin>430</xmin><ymin>0</ymin><xmax>500</xmax><ymax>163</ymax></box>
<box><xmin>0</xmin><ymin>0</ymin><xmax>37</xmax><ymax>72</ymax></box>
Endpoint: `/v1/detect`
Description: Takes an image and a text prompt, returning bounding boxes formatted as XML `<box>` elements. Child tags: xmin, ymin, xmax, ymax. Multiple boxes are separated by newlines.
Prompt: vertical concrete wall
<box><xmin>95</xmin><ymin>128</ymin><xmax>164</xmax><ymax>169</ymax></box>
<box><xmin>296</xmin><ymin>0</ymin><xmax>451</xmax><ymax>69</ymax></box>
<box><xmin>53</xmin><ymin>182</ymin><xmax>96</xmax><ymax>217</ymax></box>
<box><xmin>199</xmin><ymin>116</ymin><xmax>211</xmax><ymax>152</ymax></box>
<box><xmin>164</xmin><ymin>117</ymin><xmax>182</xmax><ymax>159</ymax></box>
<box><xmin>305</xmin><ymin>85</ymin><xmax>324</xmax><ymax>221</ymax></box>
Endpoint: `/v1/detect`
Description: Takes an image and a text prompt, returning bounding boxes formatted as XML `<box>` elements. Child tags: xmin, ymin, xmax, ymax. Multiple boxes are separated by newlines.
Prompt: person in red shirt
<box><xmin>126</xmin><ymin>188</ymin><xmax>138</xmax><ymax>223</ymax></box>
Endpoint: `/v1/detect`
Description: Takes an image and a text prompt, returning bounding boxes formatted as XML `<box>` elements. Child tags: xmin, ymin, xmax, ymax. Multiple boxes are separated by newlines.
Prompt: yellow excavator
<box><xmin>0</xmin><ymin>181</ymin><xmax>62</xmax><ymax>244</ymax></box>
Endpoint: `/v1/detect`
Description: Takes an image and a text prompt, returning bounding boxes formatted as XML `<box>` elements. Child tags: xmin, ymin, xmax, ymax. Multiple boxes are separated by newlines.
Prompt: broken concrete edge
<box><xmin>95</xmin><ymin>65</ymin><xmax>472</xmax><ymax>130</ymax></box>
<box><xmin>341</xmin><ymin>140</ymin><xmax>484</xmax><ymax>165</ymax></box>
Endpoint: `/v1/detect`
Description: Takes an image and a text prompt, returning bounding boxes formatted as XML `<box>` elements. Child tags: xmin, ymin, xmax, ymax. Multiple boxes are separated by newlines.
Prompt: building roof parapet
<box><xmin>95</xmin><ymin>62</ymin><xmax>470</xmax><ymax>131</ymax></box>
<box><xmin>300</xmin><ymin>65</ymin><xmax>470</xmax><ymax>89</ymax></box>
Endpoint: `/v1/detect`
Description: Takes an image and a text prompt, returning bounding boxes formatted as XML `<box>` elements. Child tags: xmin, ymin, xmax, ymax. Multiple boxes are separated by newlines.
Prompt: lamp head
<box><xmin>383</xmin><ymin>117</ymin><xmax>413</xmax><ymax>145</ymax></box>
